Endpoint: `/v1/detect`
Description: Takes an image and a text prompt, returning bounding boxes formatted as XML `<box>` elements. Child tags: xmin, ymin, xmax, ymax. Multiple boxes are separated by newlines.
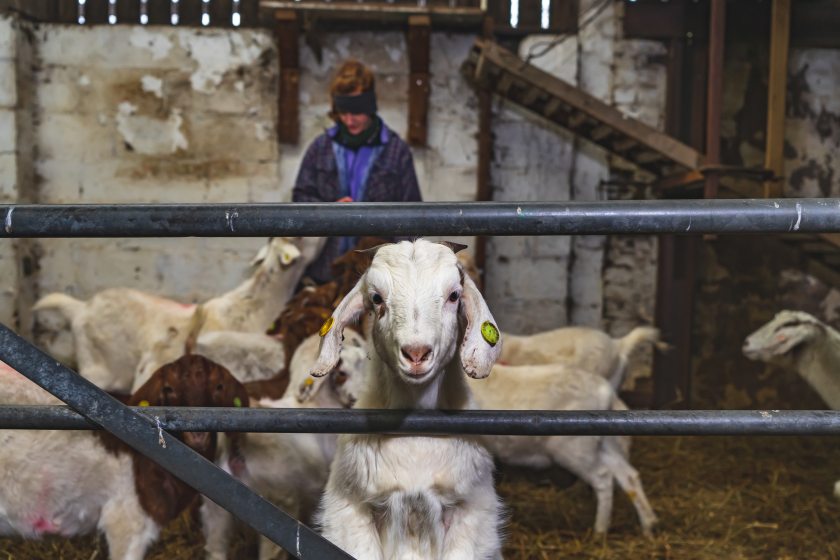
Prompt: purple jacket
<box><xmin>292</xmin><ymin>121</ymin><xmax>422</xmax><ymax>284</ymax></box>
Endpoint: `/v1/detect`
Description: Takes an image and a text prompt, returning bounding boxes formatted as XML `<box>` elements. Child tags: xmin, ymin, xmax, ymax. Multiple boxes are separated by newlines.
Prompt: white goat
<box><xmin>201</xmin><ymin>331</ymin><xmax>368</xmax><ymax>560</ymax></box>
<box><xmin>32</xmin><ymin>237</ymin><xmax>323</xmax><ymax>392</ymax></box>
<box><xmin>311</xmin><ymin>239</ymin><xmax>504</xmax><ymax>560</ymax></box>
<box><xmin>467</xmin><ymin>363</ymin><xmax>658</xmax><ymax>536</ymax></box>
<box><xmin>499</xmin><ymin>325</ymin><xmax>663</xmax><ymax>390</ymax></box>
<box><xmin>0</xmin><ymin>355</ymin><xmax>249</xmax><ymax>560</ymax></box>
<box><xmin>742</xmin><ymin>310</ymin><xmax>840</xmax><ymax>499</ymax></box>
<box><xmin>743</xmin><ymin>310</ymin><xmax>840</xmax><ymax>410</ymax></box>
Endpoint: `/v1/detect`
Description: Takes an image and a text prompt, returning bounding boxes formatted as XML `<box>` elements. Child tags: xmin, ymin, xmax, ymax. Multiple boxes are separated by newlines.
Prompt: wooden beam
<box><xmin>407</xmin><ymin>15</ymin><xmax>431</xmax><ymax>147</ymax></box>
<box><xmin>476</xmin><ymin>40</ymin><xmax>704</xmax><ymax>172</ymax></box>
<box><xmin>763</xmin><ymin>0</ymin><xmax>791</xmax><ymax>198</ymax></box>
<box><xmin>704</xmin><ymin>0</ymin><xmax>725</xmax><ymax>199</ymax></box>
<box><xmin>260</xmin><ymin>1</ymin><xmax>484</xmax><ymax>28</ymax></box>
<box><xmin>276</xmin><ymin>10</ymin><xmax>299</xmax><ymax>145</ymax></box>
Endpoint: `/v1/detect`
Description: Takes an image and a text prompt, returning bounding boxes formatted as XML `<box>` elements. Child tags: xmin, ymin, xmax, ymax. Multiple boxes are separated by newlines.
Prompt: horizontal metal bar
<box><xmin>2</xmin><ymin>199</ymin><xmax>839</xmax><ymax>237</ymax></box>
<box><xmin>4</xmin><ymin>405</ymin><xmax>840</xmax><ymax>436</ymax></box>
<box><xmin>0</xmin><ymin>325</ymin><xmax>353</xmax><ymax>560</ymax></box>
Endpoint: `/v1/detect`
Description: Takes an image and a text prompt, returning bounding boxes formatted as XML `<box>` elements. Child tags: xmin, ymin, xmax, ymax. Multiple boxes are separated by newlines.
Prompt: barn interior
<box><xmin>1</xmin><ymin>0</ymin><xmax>840</xmax><ymax>558</ymax></box>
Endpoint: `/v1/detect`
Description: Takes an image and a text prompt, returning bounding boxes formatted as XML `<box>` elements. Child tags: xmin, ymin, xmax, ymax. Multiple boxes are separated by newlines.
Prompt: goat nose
<box><xmin>401</xmin><ymin>344</ymin><xmax>432</xmax><ymax>364</ymax></box>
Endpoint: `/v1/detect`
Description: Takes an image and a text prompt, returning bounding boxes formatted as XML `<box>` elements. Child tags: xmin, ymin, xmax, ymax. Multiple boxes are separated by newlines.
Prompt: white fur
<box><xmin>467</xmin><ymin>363</ymin><xmax>658</xmax><ymax>536</ymax></box>
<box><xmin>32</xmin><ymin>237</ymin><xmax>323</xmax><ymax>392</ymax></box>
<box><xmin>743</xmin><ymin>310</ymin><xmax>840</xmax><ymax>498</ymax></box>
<box><xmin>500</xmin><ymin>325</ymin><xmax>663</xmax><ymax>390</ymax></box>
<box><xmin>201</xmin><ymin>331</ymin><xmax>368</xmax><ymax>560</ymax></box>
<box><xmin>0</xmin><ymin>365</ymin><xmax>160</xmax><ymax>559</ymax></box>
<box><xmin>313</xmin><ymin>240</ymin><xmax>504</xmax><ymax>560</ymax></box>
<box><xmin>743</xmin><ymin>310</ymin><xmax>840</xmax><ymax>410</ymax></box>
<box><xmin>133</xmin><ymin>329</ymin><xmax>286</xmax><ymax>391</ymax></box>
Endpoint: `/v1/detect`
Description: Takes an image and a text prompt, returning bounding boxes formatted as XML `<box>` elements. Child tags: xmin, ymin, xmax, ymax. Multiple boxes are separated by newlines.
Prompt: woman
<box><xmin>292</xmin><ymin>59</ymin><xmax>422</xmax><ymax>284</ymax></box>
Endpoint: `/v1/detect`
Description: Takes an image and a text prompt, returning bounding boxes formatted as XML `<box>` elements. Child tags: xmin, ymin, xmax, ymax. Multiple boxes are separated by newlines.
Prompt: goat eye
<box><xmin>163</xmin><ymin>386</ymin><xmax>174</xmax><ymax>395</ymax></box>
<box><xmin>371</xmin><ymin>293</ymin><xmax>383</xmax><ymax>305</ymax></box>
<box><xmin>448</xmin><ymin>291</ymin><xmax>460</xmax><ymax>302</ymax></box>
<box><xmin>334</xmin><ymin>371</ymin><xmax>348</xmax><ymax>386</ymax></box>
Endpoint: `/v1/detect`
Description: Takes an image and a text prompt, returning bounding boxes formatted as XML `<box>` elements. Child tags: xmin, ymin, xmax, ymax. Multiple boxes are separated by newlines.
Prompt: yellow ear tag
<box><xmin>233</xmin><ymin>397</ymin><xmax>242</xmax><ymax>408</ymax></box>
<box><xmin>304</xmin><ymin>377</ymin><xmax>314</xmax><ymax>386</ymax></box>
<box><xmin>480</xmin><ymin>321</ymin><xmax>499</xmax><ymax>346</ymax></box>
<box><xmin>139</xmin><ymin>400</ymin><xmax>150</xmax><ymax>407</ymax></box>
<box><xmin>319</xmin><ymin>316</ymin><xmax>335</xmax><ymax>337</ymax></box>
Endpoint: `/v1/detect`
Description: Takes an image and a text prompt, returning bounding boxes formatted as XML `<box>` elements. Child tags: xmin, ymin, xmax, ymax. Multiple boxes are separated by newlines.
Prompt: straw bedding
<box><xmin>2</xmin><ymin>434</ymin><xmax>838</xmax><ymax>559</ymax></box>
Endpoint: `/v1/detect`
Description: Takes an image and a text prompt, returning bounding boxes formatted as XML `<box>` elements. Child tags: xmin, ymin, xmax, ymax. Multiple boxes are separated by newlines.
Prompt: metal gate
<box><xmin>2</xmin><ymin>198</ymin><xmax>840</xmax><ymax>558</ymax></box>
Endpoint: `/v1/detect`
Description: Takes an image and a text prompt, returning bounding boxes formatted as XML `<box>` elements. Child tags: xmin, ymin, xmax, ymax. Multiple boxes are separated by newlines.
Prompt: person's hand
<box><xmin>336</xmin><ymin>196</ymin><xmax>353</xmax><ymax>203</ymax></box>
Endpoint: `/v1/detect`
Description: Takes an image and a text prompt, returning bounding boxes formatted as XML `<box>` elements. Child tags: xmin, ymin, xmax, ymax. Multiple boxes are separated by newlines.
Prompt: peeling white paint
<box><xmin>384</xmin><ymin>44</ymin><xmax>402</xmax><ymax>64</ymax></box>
<box><xmin>116</xmin><ymin>102</ymin><xmax>188</xmax><ymax>155</ymax></box>
<box><xmin>793</xmin><ymin>202</ymin><xmax>803</xmax><ymax>231</ymax></box>
<box><xmin>178</xmin><ymin>32</ymin><xmax>265</xmax><ymax>94</ymax></box>
<box><xmin>129</xmin><ymin>28</ymin><xmax>173</xmax><ymax>61</ymax></box>
<box><xmin>4</xmin><ymin>207</ymin><xmax>12</xmax><ymax>233</ymax></box>
<box><xmin>141</xmin><ymin>75</ymin><xmax>164</xmax><ymax>99</ymax></box>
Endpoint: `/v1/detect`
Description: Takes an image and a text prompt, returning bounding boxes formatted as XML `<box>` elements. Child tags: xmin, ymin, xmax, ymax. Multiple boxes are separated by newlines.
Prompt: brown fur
<box><xmin>268</xmin><ymin>236</ymin><xmax>385</xmax><ymax>367</ymax></box>
<box><xmin>99</xmin><ymin>354</ymin><xmax>250</xmax><ymax>527</ymax></box>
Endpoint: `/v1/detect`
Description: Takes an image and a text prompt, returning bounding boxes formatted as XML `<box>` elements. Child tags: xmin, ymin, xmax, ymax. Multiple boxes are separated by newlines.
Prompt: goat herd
<box><xmin>0</xmin><ymin>236</ymin><xmax>833</xmax><ymax>559</ymax></box>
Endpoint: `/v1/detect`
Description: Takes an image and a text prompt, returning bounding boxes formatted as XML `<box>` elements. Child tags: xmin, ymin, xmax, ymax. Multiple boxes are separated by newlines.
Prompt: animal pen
<box><xmin>3</xmin><ymin>0</ymin><xmax>840</xmax><ymax>557</ymax></box>
<box><xmin>2</xmin><ymin>198</ymin><xmax>840</xmax><ymax>559</ymax></box>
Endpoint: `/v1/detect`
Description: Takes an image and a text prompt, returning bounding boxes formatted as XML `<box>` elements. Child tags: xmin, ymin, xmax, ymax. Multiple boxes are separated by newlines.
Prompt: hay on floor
<box><xmin>1</xmin><ymin>435</ymin><xmax>839</xmax><ymax>559</ymax></box>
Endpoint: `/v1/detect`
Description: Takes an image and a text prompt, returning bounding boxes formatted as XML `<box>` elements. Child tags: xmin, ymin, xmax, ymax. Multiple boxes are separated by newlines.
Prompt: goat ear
<box><xmin>437</xmin><ymin>241</ymin><xmax>469</xmax><ymax>254</ymax></box>
<box><xmin>128</xmin><ymin>368</ymin><xmax>167</xmax><ymax>406</ymax></box>
<box><xmin>311</xmin><ymin>279</ymin><xmax>366</xmax><ymax>377</ymax></box>
<box><xmin>458</xmin><ymin>273</ymin><xmax>501</xmax><ymax>379</ymax></box>
<box><xmin>278</xmin><ymin>242</ymin><xmax>302</xmax><ymax>266</ymax></box>
<box><xmin>251</xmin><ymin>239</ymin><xmax>272</xmax><ymax>267</ymax></box>
<box><xmin>295</xmin><ymin>374</ymin><xmax>330</xmax><ymax>403</ymax></box>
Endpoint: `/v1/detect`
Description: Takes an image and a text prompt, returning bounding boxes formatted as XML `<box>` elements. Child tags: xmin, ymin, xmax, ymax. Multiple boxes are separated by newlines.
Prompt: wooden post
<box><xmin>764</xmin><ymin>0</ymin><xmax>791</xmax><ymax>198</ymax></box>
<box><xmin>276</xmin><ymin>10</ymin><xmax>300</xmax><ymax>145</ymax></box>
<box><xmin>474</xmin><ymin>15</ymin><xmax>495</xmax><ymax>287</ymax></box>
<box><xmin>407</xmin><ymin>15</ymin><xmax>431</xmax><ymax>147</ymax></box>
<box><xmin>704</xmin><ymin>0</ymin><xmax>725</xmax><ymax>199</ymax></box>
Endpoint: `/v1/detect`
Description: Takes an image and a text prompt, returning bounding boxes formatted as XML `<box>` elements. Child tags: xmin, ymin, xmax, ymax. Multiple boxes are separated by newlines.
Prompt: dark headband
<box><xmin>333</xmin><ymin>89</ymin><xmax>378</xmax><ymax>115</ymax></box>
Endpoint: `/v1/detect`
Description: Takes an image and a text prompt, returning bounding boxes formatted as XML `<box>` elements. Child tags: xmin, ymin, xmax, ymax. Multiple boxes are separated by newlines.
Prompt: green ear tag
<box><xmin>480</xmin><ymin>321</ymin><xmax>499</xmax><ymax>346</ymax></box>
<box><xmin>233</xmin><ymin>397</ymin><xmax>242</xmax><ymax>408</ymax></box>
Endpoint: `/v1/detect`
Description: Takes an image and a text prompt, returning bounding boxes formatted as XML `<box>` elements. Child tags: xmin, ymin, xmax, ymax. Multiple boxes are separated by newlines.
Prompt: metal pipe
<box><xmin>3</xmin><ymin>199</ymin><xmax>840</xmax><ymax>237</ymax></box>
<box><xmin>4</xmin><ymin>405</ymin><xmax>840</xmax><ymax>436</ymax></box>
<box><xmin>0</xmin><ymin>325</ymin><xmax>352</xmax><ymax>560</ymax></box>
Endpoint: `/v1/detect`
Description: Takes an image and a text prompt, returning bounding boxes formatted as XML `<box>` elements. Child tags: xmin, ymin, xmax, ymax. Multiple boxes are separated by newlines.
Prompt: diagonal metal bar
<box><xmin>4</xmin><ymin>405</ymin><xmax>840</xmax><ymax>436</ymax></box>
<box><xmin>2</xmin><ymin>199</ymin><xmax>840</xmax><ymax>237</ymax></box>
<box><xmin>0</xmin><ymin>324</ymin><xmax>354</xmax><ymax>560</ymax></box>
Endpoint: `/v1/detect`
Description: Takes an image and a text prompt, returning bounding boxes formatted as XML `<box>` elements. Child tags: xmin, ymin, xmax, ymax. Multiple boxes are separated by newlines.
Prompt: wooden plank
<box><xmin>520</xmin><ymin>87</ymin><xmax>541</xmax><ymax>106</ymax></box>
<box><xmin>178</xmin><ymin>0</ymin><xmax>202</xmax><ymax>25</ymax></box>
<box><xmin>763</xmin><ymin>0</ymin><xmax>790</xmax><ymax>198</ymax></box>
<box><xmin>147</xmin><ymin>0</ymin><xmax>171</xmax><ymax>25</ymax></box>
<box><xmin>477</xmin><ymin>40</ymin><xmax>704</xmax><ymax>173</ymax></box>
<box><xmin>704</xmin><ymin>0</ymin><xmax>726</xmax><ymax>199</ymax></box>
<box><xmin>407</xmin><ymin>15</ymin><xmax>431</xmax><ymax>147</ymax></box>
<box><xmin>590</xmin><ymin>124</ymin><xmax>613</xmax><ymax>141</ymax></box>
<box><xmin>57</xmin><ymin>0</ymin><xmax>79</xmax><ymax>23</ymax></box>
<box><xmin>635</xmin><ymin>150</ymin><xmax>664</xmax><ymax>164</ymax></box>
<box><xmin>548</xmin><ymin>0</ymin><xmax>577</xmax><ymax>33</ymax></box>
<box><xmin>516</xmin><ymin>0</ymin><xmax>541</xmax><ymax>30</ymax></box>
<box><xmin>543</xmin><ymin>97</ymin><xmax>562</xmax><ymax>118</ymax></box>
<box><xmin>117</xmin><ymin>0</ymin><xmax>141</xmax><ymax>24</ymax></box>
<box><xmin>567</xmin><ymin>111</ymin><xmax>587</xmax><ymax>129</ymax></box>
<box><xmin>239</xmin><ymin>0</ymin><xmax>260</xmax><ymax>26</ymax></box>
<box><xmin>212</xmin><ymin>0</ymin><xmax>233</xmax><ymax>26</ymax></box>
<box><xmin>84</xmin><ymin>0</ymin><xmax>109</xmax><ymax>24</ymax></box>
<box><xmin>260</xmin><ymin>0</ymin><xmax>484</xmax><ymax>27</ymax></box>
<box><xmin>612</xmin><ymin>137</ymin><xmax>636</xmax><ymax>152</ymax></box>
